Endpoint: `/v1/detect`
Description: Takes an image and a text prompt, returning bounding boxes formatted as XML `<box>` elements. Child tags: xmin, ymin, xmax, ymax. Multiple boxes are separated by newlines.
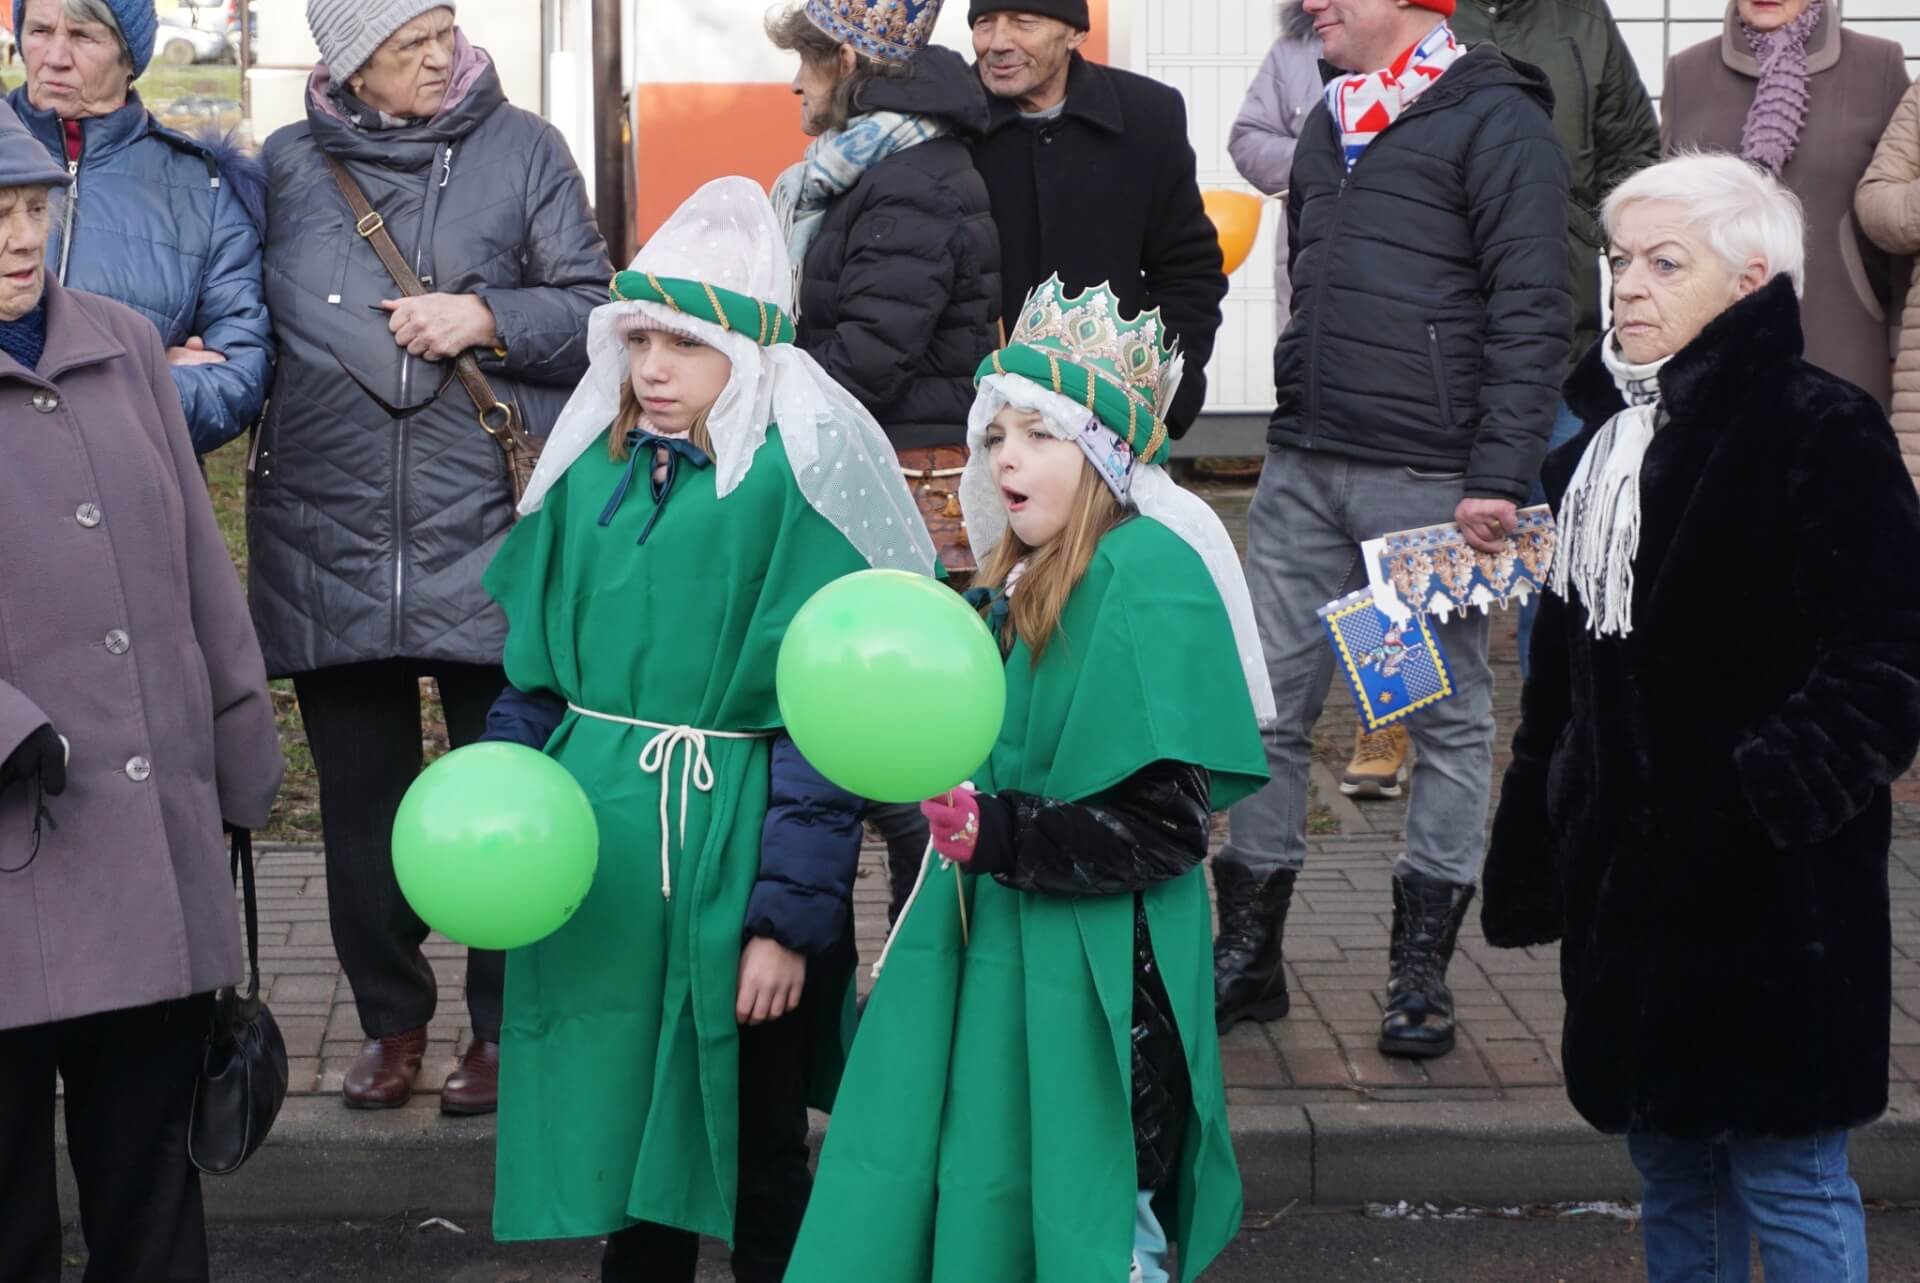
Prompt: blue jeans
<box><xmin>1515</xmin><ymin>400</ymin><xmax>1586</xmax><ymax>680</ymax></box>
<box><xmin>1628</xmin><ymin>1130</ymin><xmax>1868</xmax><ymax>1283</ymax></box>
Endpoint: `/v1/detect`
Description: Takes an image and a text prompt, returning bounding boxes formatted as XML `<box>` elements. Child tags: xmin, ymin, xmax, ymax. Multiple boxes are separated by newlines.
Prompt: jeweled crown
<box><xmin>1011</xmin><ymin>275</ymin><xmax>1181</xmax><ymax>423</ymax></box>
<box><xmin>805</xmin><ymin>0</ymin><xmax>944</xmax><ymax>64</ymax></box>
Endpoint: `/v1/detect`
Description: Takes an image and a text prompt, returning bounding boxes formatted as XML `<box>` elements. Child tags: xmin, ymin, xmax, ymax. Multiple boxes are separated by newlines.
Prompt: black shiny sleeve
<box><xmin>968</xmin><ymin>760</ymin><xmax>1212</xmax><ymax>897</ymax></box>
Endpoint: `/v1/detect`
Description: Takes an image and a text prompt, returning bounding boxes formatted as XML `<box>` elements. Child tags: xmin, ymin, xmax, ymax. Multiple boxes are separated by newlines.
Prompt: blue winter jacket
<box><xmin>10</xmin><ymin>88</ymin><xmax>272</xmax><ymax>454</ymax></box>
<box><xmin>483</xmin><ymin>688</ymin><xmax>867</xmax><ymax>956</ymax></box>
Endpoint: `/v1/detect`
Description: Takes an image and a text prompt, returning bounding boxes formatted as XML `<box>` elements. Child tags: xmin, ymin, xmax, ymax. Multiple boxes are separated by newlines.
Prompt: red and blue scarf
<box><xmin>1322</xmin><ymin>23</ymin><xmax>1463</xmax><ymax>171</ymax></box>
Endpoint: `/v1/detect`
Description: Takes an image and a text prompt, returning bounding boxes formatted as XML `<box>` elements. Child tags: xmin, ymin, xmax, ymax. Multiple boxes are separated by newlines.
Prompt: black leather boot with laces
<box><xmin>1379</xmin><ymin>869</ymin><xmax>1476</xmax><ymax>1058</ymax></box>
<box><xmin>1211</xmin><ymin>861</ymin><xmax>1297</xmax><ymax>1034</ymax></box>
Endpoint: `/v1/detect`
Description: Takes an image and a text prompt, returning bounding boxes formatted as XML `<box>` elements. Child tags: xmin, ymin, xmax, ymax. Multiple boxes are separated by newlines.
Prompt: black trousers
<box><xmin>292</xmin><ymin>658</ymin><xmax>508</xmax><ymax>1043</ymax></box>
<box><xmin>868</xmin><ymin>800</ymin><xmax>931</xmax><ymax>927</ymax></box>
<box><xmin>0</xmin><ymin>997</ymin><xmax>212</xmax><ymax>1283</ymax></box>
<box><xmin>601</xmin><ymin>992</ymin><xmax>817</xmax><ymax>1283</ymax></box>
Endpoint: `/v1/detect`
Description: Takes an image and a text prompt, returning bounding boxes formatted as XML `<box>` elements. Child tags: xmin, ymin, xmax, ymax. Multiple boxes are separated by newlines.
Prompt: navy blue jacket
<box><xmin>11</xmin><ymin>88</ymin><xmax>273</xmax><ymax>455</ymax></box>
<box><xmin>482</xmin><ymin>688</ymin><xmax>864</xmax><ymax>956</ymax></box>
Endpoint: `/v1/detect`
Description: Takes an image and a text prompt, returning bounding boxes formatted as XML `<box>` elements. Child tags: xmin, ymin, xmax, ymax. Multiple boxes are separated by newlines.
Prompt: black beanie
<box><xmin>967</xmin><ymin>0</ymin><xmax>1092</xmax><ymax>31</ymax></box>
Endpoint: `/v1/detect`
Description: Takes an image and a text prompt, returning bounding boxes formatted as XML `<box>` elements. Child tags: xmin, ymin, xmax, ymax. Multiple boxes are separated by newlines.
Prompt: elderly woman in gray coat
<box><xmin>250</xmin><ymin>1</ymin><xmax>610</xmax><ymax>1117</ymax></box>
<box><xmin>0</xmin><ymin>99</ymin><xmax>282</xmax><ymax>1283</ymax></box>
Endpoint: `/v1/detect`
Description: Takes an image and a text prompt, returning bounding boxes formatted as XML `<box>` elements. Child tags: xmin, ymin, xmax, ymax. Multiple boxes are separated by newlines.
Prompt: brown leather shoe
<box><xmin>341</xmin><ymin>1028</ymin><xmax>427</xmax><ymax>1110</ymax></box>
<box><xmin>441</xmin><ymin>1039</ymin><xmax>499</xmax><ymax>1116</ymax></box>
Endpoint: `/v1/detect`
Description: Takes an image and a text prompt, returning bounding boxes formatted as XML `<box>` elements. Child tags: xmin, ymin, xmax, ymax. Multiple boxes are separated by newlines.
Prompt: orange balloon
<box><xmin>1202</xmin><ymin>189</ymin><xmax>1263</xmax><ymax>276</ymax></box>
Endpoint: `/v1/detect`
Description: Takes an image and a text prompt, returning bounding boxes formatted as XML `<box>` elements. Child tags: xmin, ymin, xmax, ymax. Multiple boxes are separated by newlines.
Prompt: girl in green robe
<box><xmin>478</xmin><ymin>178</ymin><xmax>935</xmax><ymax>1282</ymax></box>
<box><xmin>785</xmin><ymin>277</ymin><xmax>1277</xmax><ymax>1283</ymax></box>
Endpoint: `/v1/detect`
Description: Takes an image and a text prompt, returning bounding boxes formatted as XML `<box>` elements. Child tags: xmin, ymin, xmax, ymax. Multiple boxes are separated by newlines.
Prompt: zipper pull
<box><xmin>439</xmin><ymin>145</ymin><xmax>454</xmax><ymax>188</ymax></box>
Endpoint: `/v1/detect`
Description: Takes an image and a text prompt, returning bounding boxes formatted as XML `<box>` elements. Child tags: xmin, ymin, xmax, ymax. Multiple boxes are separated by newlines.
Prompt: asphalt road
<box><xmin>59</xmin><ymin>1207</ymin><xmax>1920</xmax><ymax>1281</ymax></box>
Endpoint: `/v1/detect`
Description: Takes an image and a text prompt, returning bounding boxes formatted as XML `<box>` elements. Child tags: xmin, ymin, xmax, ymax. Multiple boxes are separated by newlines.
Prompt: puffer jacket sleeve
<box><xmin>1732</xmin><ymin>392</ymin><xmax>1920</xmax><ymax>848</ymax></box>
<box><xmin>1143</xmin><ymin>93</ymin><xmax>1228</xmax><ymax>435</ymax></box>
<box><xmin>1591</xmin><ymin>16</ymin><xmax>1661</xmax><ymax>197</ymax></box>
<box><xmin>967</xmin><ymin>760</ymin><xmax>1211</xmax><ymax>895</ymax></box>
<box><xmin>1461</xmin><ymin>91</ymin><xmax>1572</xmax><ymax>502</ymax></box>
<box><xmin>1228</xmin><ymin>42</ymin><xmax>1302</xmax><ymax>196</ymax></box>
<box><xmin>172</xmin><ymin>165</ymin><xmax>274</xmax><ymax>455</ymax></box>
<box><xmin>1856</xmin><ymin>81</ymin><xmax>1920</xmax><ymax>256</ymax></box>
<box><xmin>800</xmin><ymin>172</ymin><xmax>961</xmax><ymax>415</ymax></box>
<box><xmin>475</xmin><ymin>123</ymin><xmax>611</xmax><ymax>390</ymax></box>
<box><xmin>744</xmin><ymin>734</ymin><xmax>865</xmax><ymax>956</ymax></box>
<box><xmin>142</xmin><ymin>320</ymin><xmax>282</xmax><ymax>829</ymax></box>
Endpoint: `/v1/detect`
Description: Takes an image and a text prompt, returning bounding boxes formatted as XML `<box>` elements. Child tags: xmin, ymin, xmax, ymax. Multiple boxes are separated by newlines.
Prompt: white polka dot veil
<box><xmin>516</xmin><ymin>176</ymin><xmax>935</xmax><ymax>577</ymax></box>
<box><xmin>964</xmin><ymin>373</ymin><xmax>1277</xmax><ymax>726</ymax></box>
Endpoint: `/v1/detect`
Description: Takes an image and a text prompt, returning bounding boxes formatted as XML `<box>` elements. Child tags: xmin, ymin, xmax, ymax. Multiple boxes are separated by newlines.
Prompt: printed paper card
<box><xmin>1361</xmin><ymin>505</ymin><xmax>1558</xmax><ymax>624</ymax></box>
<box><xmin>1318</xmin><ymin>588</ymin><xmax>1454</xmax><ymax>732</ymax></box>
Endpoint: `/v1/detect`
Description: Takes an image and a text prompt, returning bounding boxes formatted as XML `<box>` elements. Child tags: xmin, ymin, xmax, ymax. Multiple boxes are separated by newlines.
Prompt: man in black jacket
<box><xmin>965</xmin><ymin>1</ymin><xmax>1226</xmax><ymax>435</ymax></box>
<box><xmin>1213</xmin><ymin>0</ymin><xmax>1570</xmax><ymax>1060</ymax></box>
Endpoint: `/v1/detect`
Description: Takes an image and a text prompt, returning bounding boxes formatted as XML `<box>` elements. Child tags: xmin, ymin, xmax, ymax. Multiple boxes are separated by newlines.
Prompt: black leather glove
<box><xmin>0</xmin><ymin>724</ymin><xmax>66</xmax><ymax>799</ymax></box>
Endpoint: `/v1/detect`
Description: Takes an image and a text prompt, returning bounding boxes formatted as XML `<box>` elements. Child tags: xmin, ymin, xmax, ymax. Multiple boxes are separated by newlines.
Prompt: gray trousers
<box><xmin>1221</xmin><ymin>447</ymin><xmax>1495</xmax><ymax>886</ymax></box>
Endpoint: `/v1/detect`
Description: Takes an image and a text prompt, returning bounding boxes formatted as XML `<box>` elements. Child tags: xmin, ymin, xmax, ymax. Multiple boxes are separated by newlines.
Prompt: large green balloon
<box><xmin>392</xmin><ymin>743</ymin><xmax>600</xmax><ymax>951</ymax></box>
<box><xmin>778</xmin><ymin>569</ymin><xmax>1007</xmax><ymax>803</ymax></box>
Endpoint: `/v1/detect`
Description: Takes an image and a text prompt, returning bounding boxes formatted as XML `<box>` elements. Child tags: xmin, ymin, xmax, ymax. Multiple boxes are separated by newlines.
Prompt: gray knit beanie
<box><xmin>306</xmin><ymin>0</ymin><xmax>453</xmax><ymax>83</ymax></box>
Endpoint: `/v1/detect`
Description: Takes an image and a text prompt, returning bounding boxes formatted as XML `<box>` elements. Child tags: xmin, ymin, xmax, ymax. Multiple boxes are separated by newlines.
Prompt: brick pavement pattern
<box><xmin>244</xmin><ymin>625</ymin><xmax>1920</xmax><ymax>1109</ymax></box>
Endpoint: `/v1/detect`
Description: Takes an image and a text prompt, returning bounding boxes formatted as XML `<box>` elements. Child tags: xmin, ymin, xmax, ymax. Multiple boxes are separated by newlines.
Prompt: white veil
<box><xmin>516</xmin><ymin>176</ymin><xmax>934</xmax><ymax>576</ymax></box>
<box><xmin>962</xmin><ymin>373</ymin><xmax>1276</xmax><ymax>725</ymax></box>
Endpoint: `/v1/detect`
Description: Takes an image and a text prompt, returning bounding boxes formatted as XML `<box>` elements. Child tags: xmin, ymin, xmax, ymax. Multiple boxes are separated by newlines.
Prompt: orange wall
<box><xmin>635</xmin><ymin>2</ymin><xmax>1110</xmax><ymax>243</ymax></box>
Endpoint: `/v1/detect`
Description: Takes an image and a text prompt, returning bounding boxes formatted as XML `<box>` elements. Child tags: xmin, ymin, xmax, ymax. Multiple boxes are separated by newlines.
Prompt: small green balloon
<box><xmin>392</xmin><ymin>743</ymin><xmax>600</xmax><ymax>951</ymax></box>
<box><xmin>777</xmin><ymin>569</ymin><xmax>1007</xmax><ymax>804</ymax></box>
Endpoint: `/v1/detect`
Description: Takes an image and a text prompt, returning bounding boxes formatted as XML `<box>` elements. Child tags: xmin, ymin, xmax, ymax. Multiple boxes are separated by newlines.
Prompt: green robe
<box><xmin>786</xmin><ymin>516</ymin><xmax>1270</xmax><ymax>1283</ymax></box>
<box><xmin>484</xmin><ymin>428</ymin><xmax>865</xmax><ymax>1244</ymax></box>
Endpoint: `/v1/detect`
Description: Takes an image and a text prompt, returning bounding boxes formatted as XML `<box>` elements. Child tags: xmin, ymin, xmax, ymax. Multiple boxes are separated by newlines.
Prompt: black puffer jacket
<box><xmin>1272</xmin><ymin>46</ymin><xmax>1571</xmax><ymax>502</ymax></box>
<box><xmin>970</xmin><ymin>759</ymin><xmax>1211</xmax><ymax>1192</ymax></box>
<box><xmin>796</xmin><ymin>47</ymin><xmax>1000</xmax><ymax>450</ymax></box>
<box><xmin>250</xmin><ymin>54</ymin><xmax>610</xmax><ymax>677</ymax></box>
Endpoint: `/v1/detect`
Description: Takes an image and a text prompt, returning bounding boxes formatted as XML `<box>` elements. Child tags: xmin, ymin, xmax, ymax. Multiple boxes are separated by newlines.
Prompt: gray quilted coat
<box><xmin>248</xmin><ymin>47</ymin><xmax>610</xmax><ymax>677</ymax></box>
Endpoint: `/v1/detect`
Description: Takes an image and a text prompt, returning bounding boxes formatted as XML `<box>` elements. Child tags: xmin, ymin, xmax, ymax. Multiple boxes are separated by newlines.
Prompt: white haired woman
<box><xmin>1482</xmin><ymin>152</ymin><xmax>1920</xmax><ymax>1281</ymax></box>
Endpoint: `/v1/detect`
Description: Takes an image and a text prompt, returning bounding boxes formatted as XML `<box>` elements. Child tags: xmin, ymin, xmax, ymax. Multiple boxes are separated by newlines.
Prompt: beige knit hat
<box><xmin>306</xmin><ymin>0</ymin><xmax>453</xmax><ymax>82</ymax></box>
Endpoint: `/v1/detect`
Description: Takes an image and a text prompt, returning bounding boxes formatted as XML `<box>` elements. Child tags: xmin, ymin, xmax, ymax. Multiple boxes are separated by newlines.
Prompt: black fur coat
<box><xmin>1482</xmin><ymin>277</ymin><xmax>1920</xmax><ymax>1139</ymax></box>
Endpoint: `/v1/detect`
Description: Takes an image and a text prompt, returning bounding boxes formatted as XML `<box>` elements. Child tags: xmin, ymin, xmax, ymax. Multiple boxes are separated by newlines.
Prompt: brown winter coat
<box><xmin>1662</xmin><ymin>2</ymin><xmax>1909</xmax><ymax>410</ymax></box>
<box><xmin>1856</xmin><ymin>78</ymin><xmax>1920</xmax><ymax>485</ymax></box>
<box><xmin>0</xmin><ymin>279</ymin><xmax>282</xmax><ymax>1032</ymax></box>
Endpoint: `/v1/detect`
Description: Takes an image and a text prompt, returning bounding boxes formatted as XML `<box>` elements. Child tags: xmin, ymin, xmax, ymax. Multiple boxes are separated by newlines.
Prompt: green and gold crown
<box><xmin>977</xmin><ymin>275</ymin><xmax>1183</xmax><ymax>465</ymax></box>
<box><xmin>610</xmin><ymin>270</ymin><xmax>795</xmax><ymax>347</ymax></box>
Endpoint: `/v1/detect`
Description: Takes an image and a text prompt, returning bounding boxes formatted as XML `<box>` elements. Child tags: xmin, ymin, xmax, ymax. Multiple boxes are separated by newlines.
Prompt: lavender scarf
<box><xmin>1739</xmin><ymin>0</ymin><xmax>1824</xmax><ymax>175</ymax></box>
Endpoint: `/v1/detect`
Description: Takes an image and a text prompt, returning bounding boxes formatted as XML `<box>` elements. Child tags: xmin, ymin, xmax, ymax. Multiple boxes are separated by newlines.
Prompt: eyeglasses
<box><xmin>327</xmin><ymin>344</ymin><xmax>459</xmax><ymax>420</ymax></box>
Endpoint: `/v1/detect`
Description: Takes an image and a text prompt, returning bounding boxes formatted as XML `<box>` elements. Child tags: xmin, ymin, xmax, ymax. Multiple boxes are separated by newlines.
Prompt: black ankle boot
<box><xmin>1379</xmin><ymin>869</ymin><xmax>1476</xmax><ymax>1058</ymax></box>
<box><xmin>1212</xmin><ymin>862</ymin><xmax>1297</xmax><ymax>1035</ymax></box>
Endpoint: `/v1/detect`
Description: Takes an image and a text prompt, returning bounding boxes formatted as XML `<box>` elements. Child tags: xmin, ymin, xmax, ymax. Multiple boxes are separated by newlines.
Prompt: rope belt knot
<box><xmin>567</xmin><ymin>703</ymin><xmax>771</xmax><ymax>899</ymax></box>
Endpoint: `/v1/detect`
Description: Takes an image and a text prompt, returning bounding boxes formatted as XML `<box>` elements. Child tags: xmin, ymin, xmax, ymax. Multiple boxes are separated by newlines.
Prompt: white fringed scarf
<box><xmin>1547</xmin><ymin>337</ymin><xmax>1672</xmax><ymax>637</ymax></box>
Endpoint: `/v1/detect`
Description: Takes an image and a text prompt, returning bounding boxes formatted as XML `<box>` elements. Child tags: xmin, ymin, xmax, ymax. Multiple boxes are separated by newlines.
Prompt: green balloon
<box><xmin>392</xmin><ymin>743</ymin><xmax>600</xmax><ymax>951</ymax></box>
<box><xmin>778</xmin><ymin>569</ymin><xmax>1007</xmax><ymax>804</ymax></box>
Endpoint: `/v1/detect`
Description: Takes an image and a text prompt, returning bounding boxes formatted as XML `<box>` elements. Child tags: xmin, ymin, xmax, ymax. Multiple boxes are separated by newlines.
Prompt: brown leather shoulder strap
<box><xmin>322</xmin><ymin>154</ymin><xmax>518</xmax><ymax>441</ymax></box>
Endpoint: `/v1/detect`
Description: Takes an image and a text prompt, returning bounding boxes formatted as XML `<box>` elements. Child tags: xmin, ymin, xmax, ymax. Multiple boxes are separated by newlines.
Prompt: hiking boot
<box><xmin>1340</xmin><ymin>725</ymin><xmax>1409</xmax><ymax>799</ymax></box>
<box><xmin>1379</xmin><ymin>869</ymin><xmax>1476</xmax><ymax>1059</ymax></box>
<box><xmin>1212</xmin><ymin>861</ymin><xmax>1297</xmax><ymax>1034</ymax></box>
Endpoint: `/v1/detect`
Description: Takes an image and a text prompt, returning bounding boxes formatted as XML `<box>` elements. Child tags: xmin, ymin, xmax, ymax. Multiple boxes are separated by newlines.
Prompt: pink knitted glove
<box><xmin>921</xmin><ymin>787</ymin><xmax>981</xmax><ymax>864</ymax></box>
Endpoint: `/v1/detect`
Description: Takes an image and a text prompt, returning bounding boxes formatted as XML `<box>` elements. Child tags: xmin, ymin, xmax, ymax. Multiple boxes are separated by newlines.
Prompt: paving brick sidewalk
<box><xmin>243</xmin><ymin>625</ymin><xmax>1920</xmax><ymax>1110</ymax></box>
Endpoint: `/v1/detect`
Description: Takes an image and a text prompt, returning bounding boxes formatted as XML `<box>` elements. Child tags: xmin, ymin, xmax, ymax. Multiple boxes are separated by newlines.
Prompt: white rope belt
<box><xmin>567</xmin><ymin>703</ymin><xmax>771</xmax><ymax>900</ymax></box>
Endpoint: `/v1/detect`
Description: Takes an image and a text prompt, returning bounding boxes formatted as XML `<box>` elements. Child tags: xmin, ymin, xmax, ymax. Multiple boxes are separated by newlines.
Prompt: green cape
<box><xmin>484</xmin><ymin>428</ymin><xmax>865</xmax><ymax>1244</ymax></box>
<box><xmin>786</xmin><ymin>516</ymin><xmax>1268</xmax><ymax>1283</ymax></box>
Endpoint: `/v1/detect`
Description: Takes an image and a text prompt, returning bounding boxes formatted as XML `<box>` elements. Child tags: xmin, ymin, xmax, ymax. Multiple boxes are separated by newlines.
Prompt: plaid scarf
<box><xmin>1322</xmin><ymin>23</ymin><xmax>1463</xmax><ymax>171</ymax></box>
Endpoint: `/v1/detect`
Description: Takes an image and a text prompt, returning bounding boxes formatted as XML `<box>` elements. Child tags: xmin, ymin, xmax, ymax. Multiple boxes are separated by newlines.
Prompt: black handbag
<box><xmin>188</xmin><ymin>829</ymin><xmax>290</xmax><ymax>1176</ymax></box>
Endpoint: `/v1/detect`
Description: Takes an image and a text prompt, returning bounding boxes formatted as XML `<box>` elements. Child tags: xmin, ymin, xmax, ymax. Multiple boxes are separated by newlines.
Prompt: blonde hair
<box><xmin>606</xmin><ymin>361</ymin><xmax>716</xmax><ymax>461</ymax></box>
<box><xmin>974</xmin><ymin>460</ymin><xmax>1125</xmax><ymax>661</ymax></box>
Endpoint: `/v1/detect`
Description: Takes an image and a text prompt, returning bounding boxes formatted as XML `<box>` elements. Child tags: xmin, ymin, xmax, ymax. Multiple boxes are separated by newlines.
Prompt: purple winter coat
<box><xmin>0</xmin><ymin>278</ymin><xmax>281</xmax><ymax>1032</ymax></box>
<box><xmin>1227</xmin><ymin>2</ymin><xmax>1322</xmax><ymax>330</ymax></box>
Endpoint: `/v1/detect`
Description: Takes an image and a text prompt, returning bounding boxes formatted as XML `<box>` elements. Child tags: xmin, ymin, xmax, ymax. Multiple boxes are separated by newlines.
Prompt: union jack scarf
<box><xmin>1323</xmin><ymin>23</ymin><xmax>1463</xmax><ymax>171</ymax></box>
